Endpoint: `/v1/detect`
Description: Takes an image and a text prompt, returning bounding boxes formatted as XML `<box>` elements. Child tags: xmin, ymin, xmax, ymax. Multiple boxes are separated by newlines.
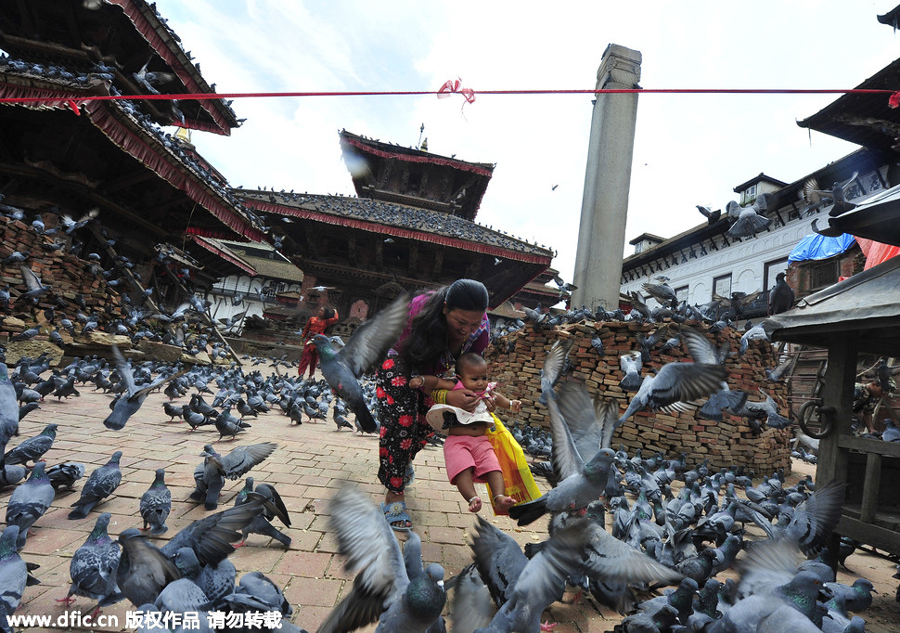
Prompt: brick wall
<box><xmin>484</xmin><ymin>319</ymin><xmax>792</xmax><ymax>474</ymax></box>
<box><xmin>0</xmin><ymin>218</ymin><xmax>127</xmax><ymax>335</ymax></box>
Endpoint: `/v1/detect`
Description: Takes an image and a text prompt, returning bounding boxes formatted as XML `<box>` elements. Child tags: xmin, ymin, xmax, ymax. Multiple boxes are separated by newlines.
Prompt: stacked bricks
<box><xmin>484</xmin><ymin>319</ymin><xmax>792</xmax><ymax>475</ymax></box>
<box><xmin>0</xmin><ymin>217</ymin><xmax>127</xmax><ymax>336</ymax></box>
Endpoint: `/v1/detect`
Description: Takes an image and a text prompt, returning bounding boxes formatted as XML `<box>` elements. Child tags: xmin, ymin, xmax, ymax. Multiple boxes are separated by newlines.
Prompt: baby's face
<box><xmin>459</xmin><ymin>366</ymin><xmax>489</xmax><ymax>392</ymax></box>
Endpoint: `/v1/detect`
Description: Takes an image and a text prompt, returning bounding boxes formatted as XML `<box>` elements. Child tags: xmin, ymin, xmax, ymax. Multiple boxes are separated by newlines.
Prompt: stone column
<box><xmin>571</xmin><ymin>44</ymin><xmax>642</xmax><ymax>311</ymax></box>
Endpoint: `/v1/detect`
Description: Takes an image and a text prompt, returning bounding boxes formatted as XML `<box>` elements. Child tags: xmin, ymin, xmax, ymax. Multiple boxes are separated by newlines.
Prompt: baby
<box><xmin>413</xmin><ymin>353</ymin><xmax>522</xmax><ymax>513</ymax></box>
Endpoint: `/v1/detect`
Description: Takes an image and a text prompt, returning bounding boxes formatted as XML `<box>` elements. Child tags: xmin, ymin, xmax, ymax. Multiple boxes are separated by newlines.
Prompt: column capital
<box><xmin>596</xmin><ymin>43</ymin><xmax>642</xmax><ymax>90</ymax></box>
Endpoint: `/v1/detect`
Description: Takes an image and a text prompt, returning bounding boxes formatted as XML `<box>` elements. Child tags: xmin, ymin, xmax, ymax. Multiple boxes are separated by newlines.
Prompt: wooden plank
<box><xmin>860</xmin><ymin>452</ymin><xmax>882</xmax><ymax>524</ymax></box>
<box><xmin>837</xmin><ymin>435</ymin><xmax>900</xmax><ymax>458</ymax></box>
<box><xmin>837</xmin><ymin>515</ymin><xmax>900</xmax><ymax>556</ymax></box>
<box><xmin>816</xmin><ymin>339</ymin><xmax>857</xmax><ymax>485</ymax></box>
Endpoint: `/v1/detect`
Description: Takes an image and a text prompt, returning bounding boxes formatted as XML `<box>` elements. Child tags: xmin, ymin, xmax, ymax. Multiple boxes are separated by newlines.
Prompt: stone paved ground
<box><xmin>4</xmin><ymin>363</ymin><xmax>900</xmax><ymax>632</ymax></box>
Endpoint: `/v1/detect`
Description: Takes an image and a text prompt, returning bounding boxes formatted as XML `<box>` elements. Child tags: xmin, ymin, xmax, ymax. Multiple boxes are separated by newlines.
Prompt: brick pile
<box><xmin>485</xmin><ymin>319</ymin><xmax>792</xmax><ymax>474</ymax></box>
<box><xmin>0</xmin><ymin>217</ymin><xmax>127</xmax><ymax>336</ymax></box>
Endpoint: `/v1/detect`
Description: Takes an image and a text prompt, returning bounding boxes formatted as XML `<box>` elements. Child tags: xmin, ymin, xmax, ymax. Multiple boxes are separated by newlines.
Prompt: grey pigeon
<box><xmin>540</xmin><ymin>338</ymin><xmax>573</xmax><ymax>404</ymax></box>
<box><xmin>18</xmin><ymin>263</ymin><xmax>51</xmax><ymax>303</ymax></box>
<box><xmin>189</xmin><ymin>442</ymin><xmax>277</xmax><ymax>510</ymax></box>
<box><xmin>161</xmin><ymin>493</ymin><xmax>287</xmax><ymax>567</ymax></box>
<box><xmin>0</xmin><ymin>364</ymin><xmax>20</xmax><ymax>446</ymax></box>
<box><xmin>3</xmin><ymin>423</ymin><xmax>57</xmax><ymax>466</ymax></box>
<box><xmin>233</xmin><ymin>478</ymin><xmax>291</xmax><ymax>547</ymax></box>
<box><xmin>116</xmin><ymin>528</ymin><xmax>181</xmax><ymax>607</ymax></box>
<box><xmin>154</xmin><ymin>577</ymin><xmax>210</xmax><ymax>614</ymax></box>
<box><xmin>318</xmin><ymin>483</ymin><xmax>446</xmax><ymax>633</ymax></box>
<box><xmin>555</xmin><ymin>382</ymin><xmax>619</xmax><ymax>457</ymax></box>
<box><xmin>222</xmin><ymin>571</ymin><xmax>292</xmax><ymax>618</ymax></box>
<box><xmin>46</xmin><ymin>462</ymin><xmax>86</xmax><ymax>492</ymax></box>
<box><xmin>469</xmin><ymin>515</ymin><xmax>529</xmax><ymax>608</ymax></box>
<box><xmin>140</xmin><ymin>468</ymin><xmax>172</xmax><ymax>536</ymax></box>
<box><xmin>68</xmin><ymin>450</ymin><xmax>123</xmax><ymax>520</ymax></box>
<box><xmin>312</xmin><ymin>291</ymin><xmax>410</xmax><ymax>433</ymax></box>
<box><xmin>617</xmin><ymin>362</ymin><xmax>727</xmax><ymax>427</ymax></box>
<box><xmin>768</xmin><ymin>272</ymin><xmax>794</xmax><ymax>315</ymax></box>
<box><xmin>710</xmin><ymin>570</ymin><xmax>825</xmax><ymax>633</ymax></box>
<box><xmin>508</xmin><ymin>387</ymin><xmax>616</xmax><ymax>526</ymax></box>
<box><xmin>0</xmin><ymin>454</ymin><xmax>26</xmax><ymax>488</ymax></box>
<box><xmin>0</xmin><ymin>525</ymin><xmax>36</xmax><ymax>631</ymax></box>
<box><xmin>103</xmin><ymin>345</ymin><xmax>186</xmax><ymax>430</ymax></box>
<box><xmin>739</xmin><ymin>319</ymin><xmax>781</xmax><ymax>355</ymax></box>
<box><xmin>471</xmin><ymin>518</ymin><xmax>588</xmax><ymax>633</ymax></box>
<box><xmin>619</xmin><ymin>352</ymin><xmax>644</xmax><ymax>392</ymax></box>
<box><xmin>725</xmin><ymin>200</ymin><xmax>772</xmax><ymax>239</ymax></box>
<box><xmin>195</xmin><ymin>558</ymin><xmax>236</xmax><ymax>608</ymax></box>
<box><xmin>6</xmin><ymin>462</ymin><xmax>54</xmax><ymax>549</ymax></box>
<box><xmin>63</xmin><ymin>512</ymin><xmax>123</xmax><ymax>610</ymax></box>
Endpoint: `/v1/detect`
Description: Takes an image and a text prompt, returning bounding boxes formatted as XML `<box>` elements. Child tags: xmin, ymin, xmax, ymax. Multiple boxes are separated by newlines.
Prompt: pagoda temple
<box><xmin>234</xmin><ymin>131</ymin><xmax>555</xmax><ymax>327</ymax></box>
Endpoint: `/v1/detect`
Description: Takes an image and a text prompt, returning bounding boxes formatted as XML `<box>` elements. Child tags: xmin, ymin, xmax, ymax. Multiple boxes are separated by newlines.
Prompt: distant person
<box><xmin>297</xmin><ymin>306</ymin><xmax>339</xmax><ymax>379</ymax></box>
<box><xmin>768</xmin><ymin>272</ymin><xmax>795</xmax><ymax>315</ymax></box>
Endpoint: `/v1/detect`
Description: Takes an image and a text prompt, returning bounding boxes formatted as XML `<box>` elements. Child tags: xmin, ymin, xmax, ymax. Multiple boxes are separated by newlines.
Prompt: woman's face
<box><xmin>444</xmin><ymin>306</ymin><xmax>483</xmax><ymax>343</ymax></box>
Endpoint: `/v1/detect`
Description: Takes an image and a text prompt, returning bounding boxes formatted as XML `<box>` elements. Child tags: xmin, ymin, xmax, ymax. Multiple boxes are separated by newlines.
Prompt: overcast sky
<box><xmin>155</xmin><ymin>1</ymin><xmax>900</xmax><ymax>296</ymax></box>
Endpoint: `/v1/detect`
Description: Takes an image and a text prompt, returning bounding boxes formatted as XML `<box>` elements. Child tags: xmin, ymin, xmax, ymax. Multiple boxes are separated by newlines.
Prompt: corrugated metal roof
<box><xmin>771</xmin><ymin>253</ymin><xmax>900</xmax><ymax>355</ymax></box>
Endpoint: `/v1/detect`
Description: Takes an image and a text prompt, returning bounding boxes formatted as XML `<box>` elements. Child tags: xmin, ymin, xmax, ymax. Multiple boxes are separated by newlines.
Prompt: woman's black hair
<box><xmin>323</xmin><ymin>307</ymin><xmax>335</xmax><ymax>320</ymax></box>
<box><xmin>399</xmin><ymin>279</ymin><xmax>489</xmax><ymax>371</ymax></box>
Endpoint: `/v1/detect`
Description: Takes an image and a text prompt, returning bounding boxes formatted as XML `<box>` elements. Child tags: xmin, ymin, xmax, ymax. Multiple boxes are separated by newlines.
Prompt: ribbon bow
<box><xmin>889</xmin><ymin>91</ymin><xmax>900</xmax><ymax>109</ymax></box>
<box><xmin>437</xmin><ymin>78</ymin><xmax>476</xmax><ymax>105</ymax></box>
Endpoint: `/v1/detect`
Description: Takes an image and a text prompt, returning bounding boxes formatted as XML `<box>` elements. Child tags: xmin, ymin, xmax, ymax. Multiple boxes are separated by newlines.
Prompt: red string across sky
<box><xmin>2</xmin><ymin>80</ymin><xmax>900</xmax><ymax>111</ymax></box>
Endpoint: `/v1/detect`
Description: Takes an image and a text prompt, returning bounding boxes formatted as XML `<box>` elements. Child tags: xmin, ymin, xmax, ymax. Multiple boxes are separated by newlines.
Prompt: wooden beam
<box><xmin>101</xmin><ymin>168</ymin><xmax>157</xmax><ymax>194</ymax></box>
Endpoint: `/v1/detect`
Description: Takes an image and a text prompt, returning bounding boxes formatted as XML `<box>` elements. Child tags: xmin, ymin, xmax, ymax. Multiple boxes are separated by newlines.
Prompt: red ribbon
<box><xmin>68</xmin><ymin>100</ymin><xmax>81</xmax><ymax>115</ymax></box>
<box><xmin>889</xmin><ymin>92</ymin><xmax>900</xmax><ymax>109</ymax></box>
<box><xmin>437</xmin><ymin>78</ymin><xmax>475</xmax><ymax>104</ymax></box>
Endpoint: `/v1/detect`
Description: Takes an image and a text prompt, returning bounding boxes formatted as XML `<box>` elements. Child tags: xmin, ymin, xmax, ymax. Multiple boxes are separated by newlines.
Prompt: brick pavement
<box><xmin>4</xmin><ymin>365</ymin><xmax>900</xmax><ymax>632</ymax></box>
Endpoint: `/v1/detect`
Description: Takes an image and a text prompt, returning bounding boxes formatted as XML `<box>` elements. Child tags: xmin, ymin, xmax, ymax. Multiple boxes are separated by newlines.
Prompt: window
<box><xmin>713</xmin><ymin>274</ymin><xmax>732</xmax><ymax>298</ymax></box>
<box><xmin>810</xmin><ymin>259</ymin><xmax>839</xmax><ymax>290</ymax></box>
<box><xmin>674</xmin><ymin>285</ymin><xmax>689</xmax><ymax>302</ymax></box>
<box><xmin>764</xmin><ymin>258</ymin><xmax>789</xmax><ymax>293</ymax></box>
<box><xmin>741</xmin><ymin>184</ymin><xmax>757</xmax><ymax>205</ymax></box>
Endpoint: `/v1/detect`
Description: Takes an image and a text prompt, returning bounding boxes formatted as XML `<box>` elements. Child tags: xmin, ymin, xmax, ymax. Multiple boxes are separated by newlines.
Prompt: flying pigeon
<box><xmin>312</xmin><ymin>292</ymin><xmax>410</xmax><ymax>433</ymax></box>
<box><xmin>725</xmin><ymin>200</ymin><xmax>772</xmax><ymax>239</ymax></box>
<box><xmin>617</xmin><ymin>362</ymin><xmax>727</xmax><ymax>427</ymax></box>
<box><xmin>103</xmin><ymin>345</ymin><xmax>187</xmax><ymax>430</ymax></box>
<box><xmin>190</xmin><ymin>442</ymin><xmax>277</xmax><ymax>511</ymax></box>
<box><xmin>233</xmin><ymin>478</ymin><xmax>291</xmax><ymax>548</ymax></box>
<box><xmin>318</xmin><ymin>483</ymin><xmax>446</xmax><ymax>633</ymax></box>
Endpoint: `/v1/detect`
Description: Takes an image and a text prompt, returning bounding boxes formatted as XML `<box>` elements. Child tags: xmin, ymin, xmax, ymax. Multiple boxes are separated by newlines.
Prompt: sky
<box><xmin>154</xmin><ymin>0</ymin><xmax>900</xmax><ymax>296</ymax></box>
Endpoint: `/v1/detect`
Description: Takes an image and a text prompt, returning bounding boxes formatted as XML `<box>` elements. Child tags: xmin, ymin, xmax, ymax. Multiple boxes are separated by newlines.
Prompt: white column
<box><xmin>571</xmin><ymin>44</ymin><xmax>642</xmax><ymax>311</ymax></box>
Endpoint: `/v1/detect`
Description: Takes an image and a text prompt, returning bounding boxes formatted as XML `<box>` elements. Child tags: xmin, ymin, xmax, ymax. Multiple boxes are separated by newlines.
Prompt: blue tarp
<box><xmin>787</xmin><ymin>233</ymin><xmax>856</xmax><ymax>263</ymax></box>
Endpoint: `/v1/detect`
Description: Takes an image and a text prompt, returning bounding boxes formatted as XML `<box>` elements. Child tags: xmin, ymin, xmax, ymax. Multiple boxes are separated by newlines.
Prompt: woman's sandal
<box><xmin>381</xmin><ymin>500</ymin><xmax>412</xmax><ymax>532</ymax></box>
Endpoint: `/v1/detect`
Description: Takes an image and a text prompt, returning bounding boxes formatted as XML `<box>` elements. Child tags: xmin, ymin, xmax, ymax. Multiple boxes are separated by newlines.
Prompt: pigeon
<box><xmin>697</xmin><ymin>205</ymin><xmax>722</xmax><ymax>225</ymax></box>
<box><xmin>222</xmin><ymin>571</ymin><xmax>293</xmax><ymax>618</ymax></box>
<box><xmin>312</xmin><ymin>291</ymin><xmax>410</xmax><ymax>433</ymax></box>
<box><xmin>768</xmin><ymin>273</ymin><xmax>794</xmax><ymax>315</ymax></box>
<box><xmin>540</xmin><ymin>338</ymin><xmax>573</xmax><ymax>404</ymax></box>
<box><xmin>642</xmin><ymin>282</ymin><xmax>677</xmax><ymax>308</ymax></box>
<box><xmin>0</xmin><ymin>454</ymin><xmax>26</xmax><ymax>489</ymax></box>
<box><xmin>18</xmin><ymin>263</ymin><xmax>51</xmax><ymax>303</ymax></box>
<box><xmin>5</xmin><ymin>462</ymin><xmax>54</xmax><ymax>549</ymax></box>
<box><xmin>0</xmin><ymin>525</ymin><xmax>37</xmax><ymax>629</ymax></box>
<box><xmin>739</xmin><ymin>319</ymin><xmax>781</xmax><ymax>355</ymax></box>
<box><xmin>213</xmin><ymin>408</ymin><xmax>249</xmax><ymax>441</ymax></box>
<box><xmin>160</xmin><ymin>494</ymin><xmax>286</xmax><ymax>566</ymax></box>
<box><xmin>471</xmin><ymin>518</ymin><xmax>590</xmax><ymax>633</ymax></box>
<box><xmin>555</xmin><ymin>382</ymin><xmax>619</xmax><ymax>457</ymax></box>
<box><xmin>233</xmin><ymin>478</ymin><xmax>291</xmax><ymax>548</ymax></box>
<box><xmin>619</xmin><ymin>352</ymin><xmax>644</xmax><ymax>391</ymax></box>
<box><xmin>140</xmin><ymin>469</ymin><xmax>172</xmax><ymax>536</ymax></box>
<box><xmin>725</xmin><ymin>200</ymin><xmax>772</xmax><ymax>239</ymax></box>
<box><xmin>3</xmin><ymin>423</ymin><xmax>57</xmax><ymax>467</ymax></box>
<box><xmin>189</xmin><ymin>442</ymin><xmax>277</xmax><ymax>511</ymax></box>
<box><xmin>116</xmin><ymin>528</ymin><xmax>181</xmax><ymax>607</ymax></box>
<box><xmin>46</xmin><ymin>462</ymin><xmax>86</xmax><ymax>491</ymax></box>
<box><xmin>508</xmin><ymin>386</ymin><xmax>616</xmax><ymax>526</ymax></box>
<box><xmin>318</xmin><ymin>483</ymin><xmax>446</xmax><ymax>633</ymax></box>
<box><xmin>618</xmin><ymin>362</ymin><xmax>727</xmax><ymax>427</ymax></box>
<box><xmin>103</xmin><ymin>345</ymin><xmax>186</xmax><ymax>430</ymax></box>
<box><xmin>68</xmin><ymin>451</ymin><xmax>123</xmax><ymax>520</ymax></box>
<box><xmin>0</xmin><ymin>364</ymin><xmax>19</xmax><ymax>447</ymax></box>
<box><xmin>62</xmin><ymin>512</ymin><xmax>123</xmax><ymax>611</ymax></box>
<box><xmin>468</xmin><ymin>515</ymin><xmax>529</xmax><ymax>609</ymax></box>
